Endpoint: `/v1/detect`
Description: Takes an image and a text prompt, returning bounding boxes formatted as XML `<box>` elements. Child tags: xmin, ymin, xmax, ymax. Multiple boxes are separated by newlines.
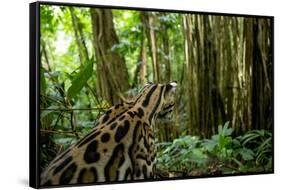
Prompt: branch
<box><xmin>40</xmin><ymin>107</ymin><xmax>109</xmax><ymax>111</ymax></box>
<box><xmin>70</xmin><ymin>110</ymin><xmax>79</xmax><ymax>139</ymax></box>
<box><xmin>40</xmin><ymin>129</ymin><xmax>82</xmax><ymax>138</ymax></box>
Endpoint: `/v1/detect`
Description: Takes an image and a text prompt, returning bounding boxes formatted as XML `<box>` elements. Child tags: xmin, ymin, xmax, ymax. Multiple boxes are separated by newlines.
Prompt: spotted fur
<box><xmin>40</xmin><ymin>82</ymin><xmax>177</xmax><ymax>186</ymax></box>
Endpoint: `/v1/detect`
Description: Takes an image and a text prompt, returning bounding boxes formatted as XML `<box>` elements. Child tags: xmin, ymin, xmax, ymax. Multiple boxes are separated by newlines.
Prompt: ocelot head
<box><xmin>131</xmin><ymin>81</ymin><xmax>177</xmax><ymax>126</ymax></box>
<box><xmin>158</xmin><ymin>82</ymin><xmax>177</xmax><ymax>119</ymax></box>
<box><xmin>98</xmin><ymin>82</ymin><xmax>177</xmax><ymax>126</ymax></box>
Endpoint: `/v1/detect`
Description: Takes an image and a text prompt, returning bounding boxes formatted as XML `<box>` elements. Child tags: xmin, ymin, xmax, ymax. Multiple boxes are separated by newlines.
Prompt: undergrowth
<box><xmin>156</xmin><ymin>122</ymin><xmax>272</xmax><ymax>177</ymax></box>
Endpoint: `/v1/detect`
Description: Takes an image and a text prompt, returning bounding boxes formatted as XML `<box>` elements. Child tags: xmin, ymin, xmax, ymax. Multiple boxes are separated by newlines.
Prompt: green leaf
<box><xmin>223</xmin><ymin>121</ymin><xmax>230</xmax><ymax>128</ymax></box>
<box><xmin>241</xmin><ymin>133</ymin><xmax>259</xmax><ymax>146</ymax></box>
<box><xmin>238</xmin><ymin>148</ymin><xmax>255</xmax><ymax>161</ymax></box>
<box><xmin>46</xmin><ymin>71</ymin><xmax>60</xmax><ymax>78</ymax></box>
<box><xmin>258</xmin><ymin>137</ymin><xmax>272</xmax><ymax>151</ymax></box>
<box><xmin>67</xmin><ymin>59</ymin><xmax>93</xmax><ymax>99</ymax></box>
<box><xmin>189</xmin><ymin>148</ymin><xmax>206</xmax><ymax>162</ymax></box>
<box><xmin>40</xmin><ymin>67</ymin><xmax>46</xmax><ymax>94</ymax></box>
<box><xmin>40</xmin><ymin>105</ymin><xmax>60</xmax><ymax>118</ymax></box>
<box><xmin>203</xmin><ymin>140</ymin><xmax>217</xmax><ymax>152</ymax></box>
<box><xmin>256</xmin><ymin>149</ymin><xmax>271</xmax><ymax>164</ymax></box>
<box><xmin>232</xmin><ymin>138</ymin><xmax>241</xmax><ymax>147</ymax></box>
<box><xmin>222</xmin><ymin>121</ymin><xmax>233</xmax><ymax>136</ymax></box>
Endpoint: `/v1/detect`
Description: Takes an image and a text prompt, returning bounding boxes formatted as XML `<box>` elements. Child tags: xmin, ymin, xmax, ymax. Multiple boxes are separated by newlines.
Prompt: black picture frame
<box><xmin>30</xmin><ymin>1</ymin><xmax>274</xmax><ymax>188</ymax></box>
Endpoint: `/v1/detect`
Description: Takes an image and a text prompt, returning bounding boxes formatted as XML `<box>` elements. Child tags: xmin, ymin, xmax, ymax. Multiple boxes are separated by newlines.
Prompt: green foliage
<box><xmin>67</xmin><ymin>58</ymin><xmax>94</xmax><ymax>99</ymax></box>
<box><xmin>40</xmin><ymin>5</ymin><xmax>59</xmax><ymax>34</ymax></box>
<box><xmin>157</xmin><ymin>136</ymin><xmax>207</xmax><ymax>173</ymax></box>
<box><xmin>239</xmin><ymin>130</ymin><xmax>272</xmax><ymax>168</ymax></box>
<box><xmin>203</xmin><ymin>121</ymin><xmax>233</xmax><ymax>160</ymax></box>
<box><xmin>157</xmin><ymin>122</ymin><xmax>272</xmax><ymax>177</ymax></box>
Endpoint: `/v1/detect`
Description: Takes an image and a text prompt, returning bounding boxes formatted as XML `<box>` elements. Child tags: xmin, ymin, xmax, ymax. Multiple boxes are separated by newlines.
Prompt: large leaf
<box><xmin>67</xmin><ymin>59</ymin><xmax>93</xmax><ymax>99</ymax></box>
<box><xmin>238</xmin><ymin>148</ymin><xmax>254</xmax><ymax>161</ymax></box>
<box><xmin>203</xmin><ymin>139</ymin><xmax>217</xmax><ymax>152</ymax></box>
<box><xmin>222</xmin><ymin>121</ymin><xmax>233</xmax><ymax>136</ymax></box>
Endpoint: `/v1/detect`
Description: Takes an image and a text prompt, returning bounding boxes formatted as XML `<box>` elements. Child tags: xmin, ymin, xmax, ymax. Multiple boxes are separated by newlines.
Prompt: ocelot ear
<box><xmin>166</xmin><ymin>81</ymin><xmax>177</xmax><ymax>93</ymax></box>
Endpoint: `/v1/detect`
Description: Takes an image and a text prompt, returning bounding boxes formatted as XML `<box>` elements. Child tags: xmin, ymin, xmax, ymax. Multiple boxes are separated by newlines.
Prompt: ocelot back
<box><xmin>40</xmin><ymin>82</ymin><xmax>177</xmax><ymax>186</ymax></box>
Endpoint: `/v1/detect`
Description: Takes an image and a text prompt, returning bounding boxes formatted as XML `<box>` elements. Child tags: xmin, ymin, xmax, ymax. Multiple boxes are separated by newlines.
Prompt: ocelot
<box><xmin>40</xmin><ymin>82</ymin><xmax>177</xmax><ymax>186</ymax></box>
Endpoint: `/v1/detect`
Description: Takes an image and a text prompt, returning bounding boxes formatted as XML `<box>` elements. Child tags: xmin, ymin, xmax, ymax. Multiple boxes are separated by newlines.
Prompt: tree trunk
<box><xmin>160</xmin><ymin>13</ymin><xmax>171</xmax><ymax>82</ymax></box>
<box><xmin>69</xmin><ymin>7</ymin><xmax>89</xmax><ymax>65</ymax></box>
<box><xmin>90</xmin><ymin>8</ymin><xmax>129</xmax><ymax>105</ymax></box>
<box><xmin>148</xmin><ymin>13</ymin><xmax>160</xmax><ymax>83</ymax></box>
<box><xmin>133</xmin><ymin>12</ymin><xmax>148</xmax><ymax>87</ymax></box>
<box><xmin>252</xmin><ymin>18</ymin><xmax>273</xmax><ymax>131</ymax></box>
<box><xmin>141</xmin><ymin>12</ymin><xmax>160</xmax><ymax>83</ymax></box>
<box><xmin>140</xmin><ymin>29</ymin><xmax>147</xmax><ymax>85</ymax></box>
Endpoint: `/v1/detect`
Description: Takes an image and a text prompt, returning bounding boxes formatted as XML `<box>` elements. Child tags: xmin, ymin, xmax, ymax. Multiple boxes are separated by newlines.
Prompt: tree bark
<box><xmin>160</xmin><ymin>13</ymin><xmax>171</xmax><ymax>82</ymax></box>
<box><xmin>141</xmin><ymin>12</ymin><xmax>160</xmax><ymax>83</ymax></box>
<box><xmin>69</xmin><ymin>7</ymin><xmax>89</xmax><ymax>65</ymax></box>
<box><xmin>90</xmin><ymin>8</ymin><xmax>129</xmax><ymax>105</ymax></box>
<box><xmin>133</xmin><ymin>12</ymin><xmax>148</xmax><ymax>87</ymax></box>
